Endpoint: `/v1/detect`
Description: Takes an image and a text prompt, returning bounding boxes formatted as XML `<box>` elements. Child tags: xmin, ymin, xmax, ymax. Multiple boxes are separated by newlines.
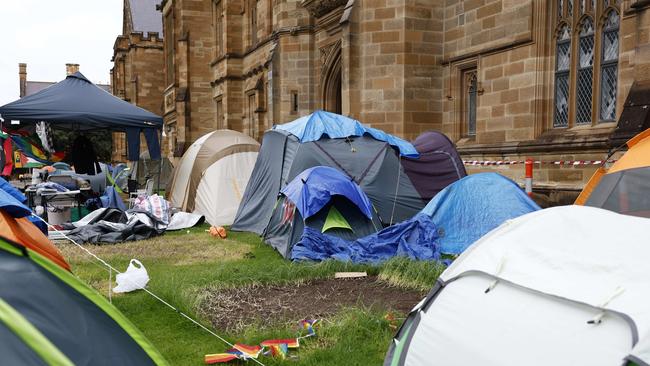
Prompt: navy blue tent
<box><xmin>0</xmin><ymin>72</ymin><xmax>162</xmax><ymax>160</ymax></box>
<box><xmin>421</xmin><ymin>173</ymin><xmax>541</xmax><ymax>254</ymax></box>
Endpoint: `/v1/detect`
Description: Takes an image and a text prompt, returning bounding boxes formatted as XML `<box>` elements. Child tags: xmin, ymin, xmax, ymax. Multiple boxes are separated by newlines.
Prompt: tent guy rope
<box><xmin>37</xmin><ymin>215</ymin><xmax>267</xmax><ymax>366</ymax></box>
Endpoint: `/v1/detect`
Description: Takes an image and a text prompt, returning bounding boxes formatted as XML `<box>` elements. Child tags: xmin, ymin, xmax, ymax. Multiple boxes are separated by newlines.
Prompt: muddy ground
<box><xmin>198</xmin><ymin>276</ymin><xmax>425</xmax><ymax>332</ymax></box>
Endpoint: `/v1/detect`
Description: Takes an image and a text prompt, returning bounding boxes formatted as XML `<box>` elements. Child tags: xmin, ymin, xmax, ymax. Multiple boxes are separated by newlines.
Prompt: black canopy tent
<box><xmin>0</xmin><ymin>72</ymin><xmax>162</xmax><ymax>161</ymax></box>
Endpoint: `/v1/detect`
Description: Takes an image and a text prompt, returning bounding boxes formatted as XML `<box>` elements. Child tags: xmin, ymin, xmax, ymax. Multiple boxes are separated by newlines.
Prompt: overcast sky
<box><xmin>0</xmin><ymin>1</ymin><xmax>122</xmax><ymax>105</ymax></box>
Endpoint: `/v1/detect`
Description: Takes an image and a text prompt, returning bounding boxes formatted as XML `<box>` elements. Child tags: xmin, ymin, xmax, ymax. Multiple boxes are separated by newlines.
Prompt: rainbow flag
<box><xmin>204</xmin><ymin>353</ymin><xmax>238</xmax><ymax>364</ymax></box>
<box><xmin>299</xmin><ymin>319</ymin><xmax>319</xmax><ymax>337</ymax></box>
<box><xmin>260</xmin><ymin>338</ymin><xmax>299</xmax><ymax>348</ymax></box>
<box><xmin>269</xmin><ymin>344</ymin><xmax>288</xmax><ymax>359</ymax></box>
<box><xmin>233</xmin><ymin>344</ymin><xmax>262</xmax><ymax>359</ymax></box>
<box><xmin>10</xmin><ymin>135</ymin><xmax>64</xmax><ymax>164</ymax></box>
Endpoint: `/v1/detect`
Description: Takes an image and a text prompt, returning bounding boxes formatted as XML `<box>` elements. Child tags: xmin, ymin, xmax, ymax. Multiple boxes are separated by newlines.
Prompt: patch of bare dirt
<box><xmin>197</xmin><ymin>276</ymin><xmax>425</xmax><ymax>332</ymax></box>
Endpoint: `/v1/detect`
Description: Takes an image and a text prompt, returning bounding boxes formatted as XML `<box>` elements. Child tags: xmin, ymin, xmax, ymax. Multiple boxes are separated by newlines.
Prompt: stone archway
<box><xmin>322</xmin><ymin>43</ymin><xmax>342</xmax><ymax>114</ymax></box>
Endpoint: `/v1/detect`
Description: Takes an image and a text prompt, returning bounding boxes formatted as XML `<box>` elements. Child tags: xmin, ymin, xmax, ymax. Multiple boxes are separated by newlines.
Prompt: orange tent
<box><xmin>0</xmin><ymin>210</ymin><xmax>70</xmax><ymax>271</ymax></box>
<box><xmin>575</xmin><ymin>128</ymin><xmax>650</xmax><ymax>218</ymax></box>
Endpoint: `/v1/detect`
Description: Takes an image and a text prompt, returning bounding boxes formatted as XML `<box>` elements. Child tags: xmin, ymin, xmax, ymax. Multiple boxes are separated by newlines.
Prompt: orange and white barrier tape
<box><xmin>462</xmin><ymin>160</ymin><xmax>614</xmax><ymax>166</ymax></box>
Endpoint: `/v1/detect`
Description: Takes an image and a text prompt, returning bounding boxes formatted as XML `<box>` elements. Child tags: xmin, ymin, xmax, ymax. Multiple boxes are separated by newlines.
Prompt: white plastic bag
<box><xmin>113</xmin><ymin>259</ymin><xmax>149</xmax><ymax>293</ymax></box>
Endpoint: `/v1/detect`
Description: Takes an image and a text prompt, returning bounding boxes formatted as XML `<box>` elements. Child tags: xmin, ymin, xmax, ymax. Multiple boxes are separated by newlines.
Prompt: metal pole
<box><xmin>525</xmin><ymin>158</ymin><xmax>533</xmax><ymax>197</ymax></box>
<box><xmin>156</xmin><ymin>128</ymin><xmax>162</xmax><ymax>194</ymax></box>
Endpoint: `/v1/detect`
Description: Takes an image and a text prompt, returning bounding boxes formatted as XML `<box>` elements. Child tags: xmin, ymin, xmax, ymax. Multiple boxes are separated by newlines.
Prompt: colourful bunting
<box><xmin>299</xmin><ymin>319</ymin><xmax>319</xmax><ymax>337</ymax></box>
<box><xmin>260</xmin><ymin>338</ymin><xmax>299</xmax><ymax>348</ymax></box>
<box><xmin>269</xmin><ymin>343</ymin><xmax>288</xmax><ymax>359</ymax></box>
<box><xmin>233</xmin><ymin>344</ymin><xmax>262</xmax><ymax>359</ymax></box>
<box><xmin>204</xmin><ymin>319</ymin><xmax>320</xmax><ymax>364</ymax></box>
<box><xmin>204</xmin><ymin>353</ymin><xmax>238</xmax><ymax>364</ymax></box>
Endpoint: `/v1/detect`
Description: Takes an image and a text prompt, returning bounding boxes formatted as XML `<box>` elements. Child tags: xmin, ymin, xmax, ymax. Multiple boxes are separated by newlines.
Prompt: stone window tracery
<box><xmin>553</xmin><ymin>0</ymin><xmax>620</xmax><ymax>128</ymax></box>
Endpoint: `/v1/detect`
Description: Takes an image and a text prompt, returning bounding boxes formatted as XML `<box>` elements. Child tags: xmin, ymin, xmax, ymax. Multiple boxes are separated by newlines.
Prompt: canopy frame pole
<box><xmin>156</xmin><ymin>128</ymin><xmax>162</xmax><ymax>194</ymax></box>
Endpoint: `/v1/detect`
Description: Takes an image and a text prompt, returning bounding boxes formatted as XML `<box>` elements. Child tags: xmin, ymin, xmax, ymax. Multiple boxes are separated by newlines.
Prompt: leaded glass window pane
<box><xmin>580</xmin><ymin>0</ymin><xmax>586</xmax><ymax>14</ymax></box>
<box><xmin>555</xmin><ymin>73</ymin><xmax>570</xmax><ymax>127</ymax></box>
<box><xmin>467</xmin><ymin>73</ymin><xmax>477</xmax><ymax>136</ymax></box>
<box><xmin>600</xmin><ymin>11</ymin><xmax>619</xmax><ymax>122</ymax></box>
<box><xmin>554</xmin><ymin>23</ymin><xmax>571</xmax><ymax>128</ymax></box>
<box><xmin>590</xmin><ymin>0</ymin><xmax>595</xmax><ymax>11</ymax></box>
<box><xmin>568</xmin><ymin>0</ymin><xmax>573</xmax><ymax>16</ymax></box>
<box><xmin>605</xmin><ymin>10</ymin><xmax>619</xmax><ymax>28</ymax></box>
<box><xmin>603</xmin><ymin>30</ymin><xmax>618</xmax><ymax>61</ymax></box>
<box><xmin>576</xmin><ymin>18</ymin><xmax>594</xmax><ymax>125</ymax></box>
<box><xmin>559</xmin><ymin>0</ymin><xmax>564</xmax><ymax>17</ymax></box>
<box><xmin>557</xmin><ymin>41</ymin><xmax>571</xmax><ymax>71</ymax></box>
<box><xmin>600</xmin><ymin>65</ymin><xmax>617</xmax><ymax>120</ymax></box>
<box><xmin>576</xmin><ymin>69</ymin><xmax>593</xmax><ymax>124</ymax></box>
<box><xmin>559</xmin><ymin>24</ymin><xmax>571</xmax><ymax>41</ymax></box>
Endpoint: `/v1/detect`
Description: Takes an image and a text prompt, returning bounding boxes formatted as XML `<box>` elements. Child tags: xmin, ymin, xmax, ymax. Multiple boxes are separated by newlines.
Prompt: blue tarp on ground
<box><xmin>421</xmin><ymin>172</ymin><xmax>541</xmax><ymax>255</ymax></box>
<box><xmin>273</xmin><ymin>110</ymin><xmax>419</xmax><ymax>158</ymax></box>
<box><xmin>291</xmin><ymin>213</ymin><xmax>440</xmax><ymax>263</ymax></box>
<box><xmin>282</xmin><ymin>166</ymin><xmax>373</xmax><ymax>219</ymax></box>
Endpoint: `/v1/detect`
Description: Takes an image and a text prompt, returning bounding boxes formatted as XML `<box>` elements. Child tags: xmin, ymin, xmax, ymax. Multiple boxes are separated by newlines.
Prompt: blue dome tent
<box><xmin>421</xmin><ymin>173</ymin><xmax>541</xmax><ymax>254</ymax></box>
<box><xmin>263</xmin><ymin>166</ymin><xmax>382</xmax><ymax>258</ymax></box>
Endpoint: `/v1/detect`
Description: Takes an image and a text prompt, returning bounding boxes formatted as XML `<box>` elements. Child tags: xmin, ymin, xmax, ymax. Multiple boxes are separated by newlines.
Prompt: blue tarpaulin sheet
<box><xmin>100</xmin><ymin>186</ymin><xmax>127</xmax><ymax>211</ymax></box>
<box><xmin>0</xmin><ymin>177</ymin><xmax>27</xmax><ymax>204</ymax></box>
<box><xmin>291</xmin><ymin>214</ymin><xmax>440</xmax><ymax>263</ymax></box>
<box><xmin>421</xmin><ymin>173</ymin><xmax>541</xmax><ymax>255</ymax></box>
<box><xmin>0</xmin><ymin>178</ymin><xmax>48</xmax><ymax>234</ymax></box>
<box><xmin>281</xmin><ymin>166</ymin><xmax>373</xmax><ymax>219</ymax></box>
<box><xmin>273</xmin><ymin>110</ymin><xmax>419</xmax><ymax>158</ymax></box>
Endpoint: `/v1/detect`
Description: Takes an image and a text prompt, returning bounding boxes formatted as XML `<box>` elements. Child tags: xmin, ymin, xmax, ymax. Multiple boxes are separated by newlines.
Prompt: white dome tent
<box><xmin>167</xmin><ymin>130</ymin><xmax>259</xmax><ymax>226</ymax></box>
<box><xmin>385</xmin><ymin>205</ymin><xmax>650</xmax><ymax>366</ymax></box>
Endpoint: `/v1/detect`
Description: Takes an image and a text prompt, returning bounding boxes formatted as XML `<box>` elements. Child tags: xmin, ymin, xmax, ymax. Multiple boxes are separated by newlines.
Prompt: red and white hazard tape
<box><xmin>462</xmin><ymin>160</ymin><xmax>615</xmax><ymax>166</ymax></box>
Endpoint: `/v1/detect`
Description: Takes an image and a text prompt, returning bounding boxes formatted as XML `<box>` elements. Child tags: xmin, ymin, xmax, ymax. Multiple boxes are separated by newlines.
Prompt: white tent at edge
<box><xmin>167</xmin><ymin>130</ymin><xmax>259</xmax><ymax>226</ymax></box>
<box><xmin>385</xmin><ymin>205</ymin><xmax>650</xmax><ymax>366</ymax></box>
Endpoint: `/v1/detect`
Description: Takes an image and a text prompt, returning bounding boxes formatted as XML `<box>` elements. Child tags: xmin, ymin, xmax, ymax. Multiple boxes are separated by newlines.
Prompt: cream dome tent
<box><xmin>385</xmin><ymin>205</ymin><xmax>650</xmax><ymax>366</ymax></box>
<box><xmin>167</xmin><ymin>130</ymin><xmax>259</xmax><ymax>226</ymax></box>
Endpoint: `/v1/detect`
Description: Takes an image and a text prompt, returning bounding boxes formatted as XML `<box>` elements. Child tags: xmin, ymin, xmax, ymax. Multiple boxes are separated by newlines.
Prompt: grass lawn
<box><xmin>58</xmin><ymin>224</ymin><xmax>444</xmax><ymax>366</ymax></box>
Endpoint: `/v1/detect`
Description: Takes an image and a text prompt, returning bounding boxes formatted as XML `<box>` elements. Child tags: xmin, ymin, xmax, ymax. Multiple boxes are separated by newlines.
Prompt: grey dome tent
<box><xmin>0</xmin><ymin>72</ymin><xmax>162</xmax><ymax>160</ymax></box>
<box><xmin>232</xmin><ymin>111</ymin><xmax>465</xmax><ymax>236</ymax></box>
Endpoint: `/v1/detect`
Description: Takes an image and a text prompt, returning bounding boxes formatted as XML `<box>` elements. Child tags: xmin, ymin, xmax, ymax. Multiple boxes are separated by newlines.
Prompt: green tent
<box><xmin>0</xmin><ymin>236</ymin><xmax>168</xmax><ymax>365</ymax></box>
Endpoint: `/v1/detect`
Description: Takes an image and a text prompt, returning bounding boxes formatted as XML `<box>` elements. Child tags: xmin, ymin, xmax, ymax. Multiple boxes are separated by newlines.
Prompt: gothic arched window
<box><xmin>576</xmin><ymin>17</ymin><xmax>594</xmax><ymax>124</ymax></box>
<box><xmin>600</xmin><ymin>10</ymin><xmax>619</xmax><ymax>121</ymax></box>
<box><xmin>553</xmin><ymin>0</ymin><xmax>620</xmax><ymax>128</ymax></box>
<box><xmin>554</xmin><ymin>25</ymin><xmax>571</xmax><ymax>127</ymax></box>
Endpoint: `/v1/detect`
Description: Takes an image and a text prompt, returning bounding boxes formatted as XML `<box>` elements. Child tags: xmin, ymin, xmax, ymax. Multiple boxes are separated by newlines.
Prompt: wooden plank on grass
<box><xmin>335</xmin><ymin>272</ymin><xmax>367</xmax><ymax>279</ymax></box>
